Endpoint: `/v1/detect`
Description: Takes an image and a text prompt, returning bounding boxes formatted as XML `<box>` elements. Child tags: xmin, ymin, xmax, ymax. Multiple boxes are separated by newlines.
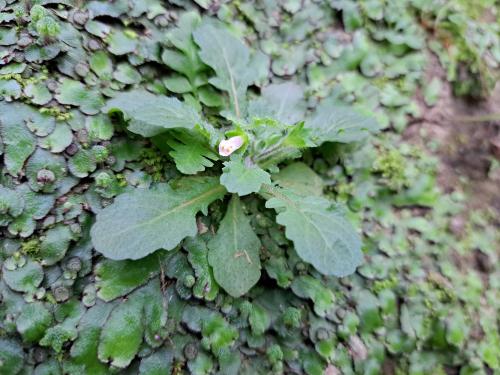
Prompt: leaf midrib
<box><xmin>208</xmin><ymin>27</ymin><xmax>241</xmax><ymax>118</ymax></box>
<box><xmin>103</xmin><ymin>184</ymin><xmax>225</xmax><ymax>240</ymax></box>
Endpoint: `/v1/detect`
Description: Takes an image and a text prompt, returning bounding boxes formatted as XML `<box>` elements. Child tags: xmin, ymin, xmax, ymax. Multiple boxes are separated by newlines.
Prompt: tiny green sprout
<box><xmin>21</xmin><ymin>239</ymin><xmax>40</xmax><ymax>256</ymax></box>
<box><xmin>183</xmin><ymin>274</ymin><xmax>196</xmax><ymax>288</ymax></box>
<box><xmin>30</xmin><ymin>5</ymin><xmax>47</xmax><ymax>22</ymax></box>
<box><xmin>92</xmin><ymin>145</ymin><xmax>109</xmax><ymax>163</ymax></box>
<box><xmin>35</xmin><ymin>16</ymin><xmax>61</xmax><ymax>39</ymax></box>
<box><xmin>283</xmin><ymin>307</ymin><xmax>302</xmax><ymax>328</ymax></box>
<box><xmin>266</xmin><ymin>344</ymin><xmax>283</xmax><ymax>364</ymax></box>
<box><xmin>95</xmin><ymin>172</ymin><xmax>113</xmax><ymax>188</ymax></box>
<box><xmin>239</xmin><ymin>300</ymin><xmax>253</xmax><ymax>316</ymax></box>
<box><xmin>373</xmin><ymin>147</ymin><xmax>408</xmax><ymax>190</ymax></box>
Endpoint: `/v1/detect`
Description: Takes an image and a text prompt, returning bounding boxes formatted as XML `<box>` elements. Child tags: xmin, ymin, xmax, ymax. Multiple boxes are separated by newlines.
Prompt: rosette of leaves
<box><xmin>90</xmin><ymin>18</ymin><xmax>378</xmax><ymax>298</ymax></box>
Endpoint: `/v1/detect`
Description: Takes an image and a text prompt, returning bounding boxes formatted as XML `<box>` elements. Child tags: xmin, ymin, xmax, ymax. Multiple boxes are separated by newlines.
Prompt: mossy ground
<box><xmin>0</xmin><ymin>1</ymin><xmax>499</xmax><ymax>374</ymax></box>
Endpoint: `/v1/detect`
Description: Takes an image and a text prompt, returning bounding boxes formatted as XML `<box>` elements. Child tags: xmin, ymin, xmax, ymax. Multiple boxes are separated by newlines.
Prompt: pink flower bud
<box><xmin>218</xmin><ymin>136</ymin><xmax>244</xmax><ymax>156</ymax></box>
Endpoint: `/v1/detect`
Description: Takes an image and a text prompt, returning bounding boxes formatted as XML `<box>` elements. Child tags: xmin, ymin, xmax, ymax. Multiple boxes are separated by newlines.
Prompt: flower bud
<box><xmin>218</xmin><ymin>136</ymin><xmax>244</xmax><ymax>156</ymax></box>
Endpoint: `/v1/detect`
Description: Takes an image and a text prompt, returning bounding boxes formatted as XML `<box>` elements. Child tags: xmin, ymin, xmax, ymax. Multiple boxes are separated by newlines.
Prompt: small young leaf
<box><xmin>3</xmin><ymin>259</ymin><xmax>44</xmax><ymax>293</ymax></box>
<box><xmin>8</xmin><ymin>184</ymin><xmax>55</xmax><ymax>238</ymax></box>
<box><xmin>139</xmin><ymin>348</ymin><xmax>174</xmax><ymax>375</ymax></box>
<box><xmin>91</xmin><ymin>177</ymin><xmax>226</xmax><ymax>260</ymax></box>
<box><xmin>97</xmin><ymin>290</ymin><xmax>144</xmax><ymax>368</ymax></box>
<box><xmin>185</xmin><ymin>237</ymin><xmax>219</xmax><ymax>301</ymax></box>
<box><xmin>95</xmin><ymin>253</ymin><xmax>161</xmax><ymax>302</ymax></box>
<box><xmin>220</xmin><ymin>158</ymin><xmax>271</xmax><ymax>196</ymax></box>
<box><xmin>0</xmin><ymin>339</ymin><xmax>24</xmax><ymax>375</ymax></box>
<box><xmin>69</xmin><ymin>301</ymin><xmax>116</xmax><ymax>375</ymax></box>
<box><xmin>98</xmin><ymin>279</ymin><xmax>166</xmax><ymax>368</ymax></box>
<box><xmin>167</xmin><ymin>130</ymin><xmax>218</xmax><ymax>175</ymax></box>
<box><xmin>16</xmin><ymin>302</ymin><xmax>53</xmax><ymax>343</ymax></box>
<box><xmin>162</xmin><ymin>11</ymin><xmax>204</xmax><ymax>82</ymax></box>
<box><xmin>291</xmin><ymin>275</ymin><xmax>335</xmax><ymax>317</ymax></box>
<box><xmin>55</xmin><ymin>79</ymin><xmax>104</xmax><ymax>115</ymax></box>
<box><xmin>265</xmin><ymin>187</ymin><xmax>363</xmax><ymax>277</ymax></box>
<box><xmin>103</xmin><ymin>90</ymin><xmax>202</xmax><ymax>137</ymax></box>
<box><xmin>249</xmin><ymin>303</ymin><xmax>271</xmax><ymax>335</ymax></box>
<box><xmin>0</xmin><ymin>102</ymin><xmax>37</xmax><ymax>176</ymax></box>
<box><xmin>208</xmin><ymin>195</ymin><xmax>261</xmax><ymax>297</ymax></box>
<box><xmin>39</xmin><ymin>225</ymin><xmax>74</xmax><ymax>266</ymax></box>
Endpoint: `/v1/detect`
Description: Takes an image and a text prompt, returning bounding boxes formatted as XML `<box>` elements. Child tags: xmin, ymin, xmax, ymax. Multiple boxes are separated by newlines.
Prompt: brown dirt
<box><xmin>403</xmin><ymin>52</ymin><xmax>500</xmax><ymax>215</ymax></box>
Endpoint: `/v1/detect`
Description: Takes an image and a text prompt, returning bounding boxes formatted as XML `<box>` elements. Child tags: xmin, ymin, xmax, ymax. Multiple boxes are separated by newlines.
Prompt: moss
<box><xmin>21</xmin><ymin>239</ymin><xmax>41</xmax><ymax>257</ymax></box>
<box><xmin>373</xmin><ymin>147</ymin><xmax>408</xmax><ymax>190</ymax></box>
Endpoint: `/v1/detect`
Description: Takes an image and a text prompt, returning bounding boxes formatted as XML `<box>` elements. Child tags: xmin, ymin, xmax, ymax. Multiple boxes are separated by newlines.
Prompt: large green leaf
<box><xmin>264</xmin><ymin>187</ymin><xmax>363</xmax><ymax>277</ymax></box>
<box><xmin>248</xmin><ymin>82</ymin><xmax>306</xmax><ymax>125</ymax></box>
<box><xmin>273</xmin><ymin>162</ymin><xmax>324</xmax><ymax>197</ymax></box>
<box><xmin>103</xmin><ymin>90</ymin><xmax>202</xmax><ymax>137</ymax></box>
<box><xmin>193</xmin><ymin>20</ymin><xmax>268</xmax><ymax>118</ymax></box>
<box><xmin>162</xmin><ymin>11</ymin><xmax>204</xmax><ymax>82</ymax></box>
<box><xmin>208</xmin><ymin>195</ymin><xmax>261</xmax><ymax>297</ymax></box>
<box><xmin>305</xmin><ymin>100</ymin><xmax>378</xmax><ymax>144</ymax></box>
<box><xmin>91</xmin><ymin>177</ymin><xmax>226</xmax><ymax>260</ymax></box>
<box><xmin>220</xmin><ymin>157</ymin><xmax>271</xmax><ymax>196</ymax></box>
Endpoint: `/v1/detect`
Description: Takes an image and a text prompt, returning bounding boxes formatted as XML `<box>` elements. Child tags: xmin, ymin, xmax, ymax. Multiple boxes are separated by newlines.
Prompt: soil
<box><xmin>404</xmin><ymin>52</ymin><xmax>500</xmax><ymax>217</ymax></box>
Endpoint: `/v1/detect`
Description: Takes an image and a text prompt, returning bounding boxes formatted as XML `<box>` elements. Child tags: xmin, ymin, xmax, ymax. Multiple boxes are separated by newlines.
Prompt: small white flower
<box><xmin>218</xmin><ymin>136</ymin><xmax>244</xmax><ymax>156</ymax></box>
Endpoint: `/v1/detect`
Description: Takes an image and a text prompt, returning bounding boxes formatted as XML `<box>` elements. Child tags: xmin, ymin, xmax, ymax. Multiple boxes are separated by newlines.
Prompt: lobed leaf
<box><xmin>265</xmin><ymin>187</ymin><xmax>363</xmax><ymax>277</ymax></box>
<box><xmin>167</xmin><ymin>130</ymin><xmax>218</xmax><ymax>175</ymax></box>
<box><xmin>220</xmin><ymin>157</ymin><xmax>271</xmax><ymax>196</ymax></box>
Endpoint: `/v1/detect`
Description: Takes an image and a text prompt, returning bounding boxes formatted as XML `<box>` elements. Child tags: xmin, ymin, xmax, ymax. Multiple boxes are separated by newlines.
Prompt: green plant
<box><xmin>90</xmin><ymin>19</ymin><xmax>378</xmax><ymax>297</ymax></box>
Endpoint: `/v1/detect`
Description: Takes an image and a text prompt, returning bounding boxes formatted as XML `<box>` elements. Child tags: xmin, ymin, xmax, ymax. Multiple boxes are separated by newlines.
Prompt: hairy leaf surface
<box><xmin>249</xmin><ymin>82</ymin><xmax>306</xmax><ymax>125</ymax></box>
<box><xmin>103</xmin><ymin>90</ymin><xmax>202</xmax><ymax>137</ymax></box>
<box><xmin>208</xmin><ymin>196</ymin><xmax>261</xmax><ymax>297</ymax></box>
<box><xmin>305</xmin><ymin>100</ymin><xmax>379</xmax><ymax>144</ymax></box>
<box><xmin>91</xmin><ymin>177</ymin><xmax>226</xmax><ymax>260</ymax></box>
<box><xmin>167</xmin><ymin>130</ymin><xmax>218</xmax><ymax>175</ymax></box>
<box><xmin>265</xmin><ymin>187</ymin><xmax>363</xmax><ymax>276</ymax></box>
<box><xmin>193</xmin><ymin>20</ymin><xmax>268</xmax><ymax>118</ymax></box>
<box><xmin>220</xmin><ymin>158</ymin><xmax>271</xmax><ymax>196</ymax></box>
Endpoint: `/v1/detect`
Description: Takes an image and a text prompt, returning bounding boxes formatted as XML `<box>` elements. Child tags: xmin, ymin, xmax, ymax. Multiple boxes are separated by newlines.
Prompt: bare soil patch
<box><xmin>404</xmin><ymin>53</ymin><xmax>500</xmax><ymax>215</ymax></box>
